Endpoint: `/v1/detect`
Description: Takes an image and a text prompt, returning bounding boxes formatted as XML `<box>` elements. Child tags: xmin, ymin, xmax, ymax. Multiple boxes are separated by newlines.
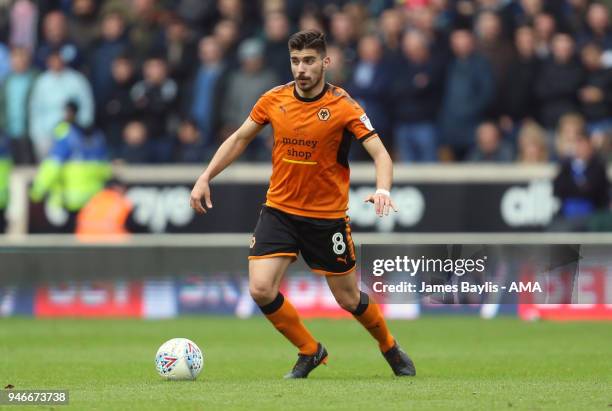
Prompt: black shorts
<box><xmin>248</xmin><ymin>205</ymin><xmax>356</xmax><ymax>276</ymax></box>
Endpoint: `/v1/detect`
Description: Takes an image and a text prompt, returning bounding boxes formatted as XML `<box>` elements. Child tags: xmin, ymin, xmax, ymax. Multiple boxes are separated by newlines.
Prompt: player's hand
<box><xmin>190</xmin><ymin>175</ymin><xmax>213</xmax><ymax>214</ymax></box>
<box><xmin>364</xmin><ymin>190</ymin><xmax>398</xmax><ymax>217</ymax></box>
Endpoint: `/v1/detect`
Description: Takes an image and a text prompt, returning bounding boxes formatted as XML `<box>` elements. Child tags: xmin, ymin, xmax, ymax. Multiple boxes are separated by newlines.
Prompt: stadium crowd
<box><xmin>0</xmin><ymin>0</ymin><xmax>612</xmax><ymax>165</ymax></box>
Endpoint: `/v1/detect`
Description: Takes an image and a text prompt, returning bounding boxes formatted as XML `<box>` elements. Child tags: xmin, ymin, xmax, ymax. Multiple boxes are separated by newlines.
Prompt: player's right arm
<box><xmin>190</xmin><ymin>117</ymin><xmax>264</xmax><ymax>214</ymax></box>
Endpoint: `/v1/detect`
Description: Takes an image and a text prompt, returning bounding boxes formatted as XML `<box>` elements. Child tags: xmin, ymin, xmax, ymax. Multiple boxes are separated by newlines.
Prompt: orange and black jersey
<box><xmin>249</xmin><ymin>82</ymin><xmax>379</xmax><ymax>219</ymax></box>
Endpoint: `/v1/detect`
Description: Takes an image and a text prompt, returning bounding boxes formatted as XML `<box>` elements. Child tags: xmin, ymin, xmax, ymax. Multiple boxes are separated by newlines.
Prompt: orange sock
<box><xmin>352</xmin><ymin>292</ymin><xmax>395</xmax><ymax>353</ymax></box>
<box><xmin>258</xmin><ymin>293</ymin><xmax>318</xmax><ymax>355</ymax></box>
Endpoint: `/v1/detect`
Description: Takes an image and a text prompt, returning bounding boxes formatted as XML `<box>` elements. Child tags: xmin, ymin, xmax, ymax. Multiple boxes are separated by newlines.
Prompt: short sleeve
<box><xmin>249</xmin><ymin>94</ymin><xmax>271</xmax><ymax>125</ymax></box>
<box><xmin>344</xmin><ymin>99</ymin><xmax>378</xmax><ymax>143</ymax></box>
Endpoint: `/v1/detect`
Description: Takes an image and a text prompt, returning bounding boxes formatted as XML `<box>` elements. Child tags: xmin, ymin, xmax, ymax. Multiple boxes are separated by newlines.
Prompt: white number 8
<box><xmin>332</xmin><ymin>232</ymin><xmax>346</xmax><ymax>255</ymax></box>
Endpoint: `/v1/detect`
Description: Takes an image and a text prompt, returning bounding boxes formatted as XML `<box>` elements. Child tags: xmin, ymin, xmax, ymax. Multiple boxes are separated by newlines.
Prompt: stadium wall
<box><xmin>10</xmin><ymin>163</ymin><xmax>612</xmax><ymax>235</ymax></box>
<box><xmin>1</xmin><ymin>234</ymin><xmax>612</xmax><ymax>321</ymax></box>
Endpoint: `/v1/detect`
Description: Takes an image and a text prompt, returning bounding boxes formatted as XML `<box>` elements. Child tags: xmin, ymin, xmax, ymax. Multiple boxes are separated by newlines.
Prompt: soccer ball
<box><xmin>155</xmin><ymin>338</ymin><xmax>204</xmax><ymax>380</ymax></box>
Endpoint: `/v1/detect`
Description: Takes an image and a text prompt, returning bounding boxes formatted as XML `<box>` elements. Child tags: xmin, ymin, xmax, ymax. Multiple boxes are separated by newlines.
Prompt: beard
<box><xmin>295</xmin><ymin>68</ymin><xmax>324</xmax><ymax>92</ymax></box>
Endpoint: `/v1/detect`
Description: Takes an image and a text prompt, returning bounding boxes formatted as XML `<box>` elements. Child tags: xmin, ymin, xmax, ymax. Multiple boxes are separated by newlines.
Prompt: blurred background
<box><xmin>0</xmin><ymin>0</ymin><xmax>611</xmax><ymax>322</ymax></box>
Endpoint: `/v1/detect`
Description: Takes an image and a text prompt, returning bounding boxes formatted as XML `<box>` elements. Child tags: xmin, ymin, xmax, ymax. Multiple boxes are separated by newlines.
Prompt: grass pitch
<box><xmin>0</xmin><ymin>316</ymin><xmax>610</xmax><ymax>411</ymax></box>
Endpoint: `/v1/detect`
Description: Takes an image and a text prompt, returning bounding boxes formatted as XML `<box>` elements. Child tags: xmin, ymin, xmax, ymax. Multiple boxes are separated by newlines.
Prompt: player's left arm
<box><xmin>362</xmin><ymin>136</ymin><xmax>398</xmax><ymax>217</ymax></box>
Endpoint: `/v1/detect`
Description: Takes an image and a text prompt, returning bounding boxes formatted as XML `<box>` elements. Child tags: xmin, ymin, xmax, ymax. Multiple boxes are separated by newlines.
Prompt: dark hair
<box><xmin>581</xmin><ymin>41</ymin><xmax>601</xmax><ymax>52</ymax></box>
<box><xmin>65</xmin><ymin>100</ymin><xmax>80</xmax><ymax>115</ymax></box>
<box><xmin>288</xmin><ymin>30</ymin><xmax>327</xmax><ymax>56</ymax></box>
<box><xmin>113</xmin><ymin>51</ymin><xmax>133</xmax><ymax>63</ymax></box>
<box><xmin>47</xmin><ymin>47</ymin><xmax>62</xmax><ymax>58</ymax></box>
<box><xmin>180</xmin><ymin>117</ymin><xmax>199</xmax><ymax>128</ymax></box>
<box><xmin>144</xmin><ymin>50</ymin><xmax>167</xmax><ymax>63</ymax></box>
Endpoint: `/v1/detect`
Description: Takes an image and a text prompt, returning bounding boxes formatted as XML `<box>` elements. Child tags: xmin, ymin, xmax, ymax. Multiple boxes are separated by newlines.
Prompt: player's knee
<box><xmin>249</xmin><ymin>283</ymin><xmax>277</xmax><ymax>305</ymax></box>
<box><xmin>334</xmin><ymin>292</ymin><xmax>360</xmax><ymax>313</ymax></box>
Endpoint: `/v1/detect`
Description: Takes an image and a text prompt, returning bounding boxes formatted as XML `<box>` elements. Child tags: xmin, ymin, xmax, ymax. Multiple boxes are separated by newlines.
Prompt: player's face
<box><xmin>290</xmin><ymin>49</ymin><xmax>330</xmax><ymax>92</ymax></box>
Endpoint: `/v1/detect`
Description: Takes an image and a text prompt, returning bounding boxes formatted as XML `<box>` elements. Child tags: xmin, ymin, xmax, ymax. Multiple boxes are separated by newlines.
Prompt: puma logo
<box><xmin>336</xmin><ymin>256</ymin><xmax>347</xmax><ymax>264</ymax></box>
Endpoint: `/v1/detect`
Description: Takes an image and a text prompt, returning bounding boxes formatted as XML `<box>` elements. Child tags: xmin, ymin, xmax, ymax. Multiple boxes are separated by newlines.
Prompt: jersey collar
<box><xmin>293</xmin><ymin>82</ymin><xmax>329</xmax><ymax>103</ymax></box>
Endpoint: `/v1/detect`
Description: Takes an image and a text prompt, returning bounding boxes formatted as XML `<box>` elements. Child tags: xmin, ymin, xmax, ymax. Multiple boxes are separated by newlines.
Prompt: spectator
<box><xmin>189</xmin><ymin>36</ymin><xmax>228</xmax><ymax>142</ymax></box>
<box><xmin>30</xmin><ymin>102</ymin><xmax>111</xmax><ymax>232</ymax></box>
<box><xmin>277</xmin><ymin>0</ymin><xmax>303</xmax><ymax>22</ymax></box>
<box><xmin>325</xmin><ymin>45</ymin><xmax>349</xmax><ymax>86</ymax></box>
<box><xmin>390</xmin><ymin>30</ymin><xmax>445</xmax><ymax>162</ymax></box>
<box><xmin>517</xmin><ymin>120</ymin><xmax>549</xmax><ymax>163</ymax></box>
<box><xmin>466</xmin><ymin>121</ymin><xmax>514</xmax><ymax>162</ymax></box>
<box><xmin>474</xmin><ymin>0</ymin><xmax>520</xmax><ymax>35</ymax></box>
<box><xmin>162</xmin><ymin>16</ymin><xmax>198</xmax><ymax>85</ymax></box>
<box><xmin>499</xmin><ymin>25</ymin><xmax>539</xmax><ymax>139</ymax></box>
<box><xmin>577</xmin><ymin>3</ymin><xmax>612</xmax><ymax>52</ymax></box>
<box><xmin>7</xmin><ymin>0</ymin><xmax>612</xmax><ymax>170</ymax></box>
<box><xmin>217</xmin><ymin>0</ymin><xmax>259</xmax><ymax>39</ymax></box>
<box><xmin>174</xmin><ymin>0</ymin><xmax>218</xmax><ymax>32</ymax></box>
<box><xmin>68</xmin><ymin>0</ymin><xmax>100</xmax><ymax>52</ymax></box>
<box><xmin>552</xmin><ymin>130</ymin><xmax>610</xmax><ymax>231</ymax></box>
<box><xmin>535</xmin><ymin>33</ymin><xmax>584</xmax><ymax>130</ymax></box>
<box><xmin>299</xmin><ymin>10</ymin><xmax>325</xmax><ymax>33</ymax></box>
<box><xmin>409</xmin><ymin>6</ymin><xmax>450</xmax><ymax>63</ymax></box>
<box><xmin>98</xmin><ymin>0</ymin><xmax>130</xmax><ymax>24</ymax></box>
<box><xmin>0</xmin><ymin>47</ymin><xmax>38</xmax><ymax>164</ymax></box>
<box><xmin>343</xmin><ymin>3</ymin><xmax>369</xmax><ymax>39</ymax></box>
<box><xmin>220</xmin><ymin>38</ymin><xmax>277</xmax><ymax>160</ymax></box>
<box><xmin>130</xmin><ymin>55</ymin><xmax>178</xmax><ymax>142</ymax></box>
<box><xmin>533</xmin><ymin>13</ymin><xmax>556</xmax><ymax>59</ymax></box>
<box><xmin>126</xmin><ymin>0</ymin><xmax>165</xmax><ymax>65</ymax></box>
<box><xmin>75</xmin><ymin>178</ymin><xmax>134</xmax><ymax>238</ymax></box>
<box><xmin>118</xmin><ymin>120</ymin><xmax>152</xmax><ymax>164</ymax></box>
<box><xmin>555</xmin><ymin>112</ymin><xmax>586</xmax><ymax>160</ymax></box>
<box><xmin>563</xmin><ymin>0</ymin><xmax>589</xmax><ymax>35</ymax></box>
<box><xmin>439</xmin><ymin>29</ymin><xmax>495</xmax><ymax>161</ymax></box>
<box><xmin>35</xmin><ymin>11</ymin><xmax>82</xmax><ymax>69</ymax></box>
<box><xmin>451</xmin><ymin>0</ymin><xmax>477</xmax><ymax>27</ymax></box>
<box><xmin>515</xmin><ymin>0</ymin><xmax>545</xmax><ymax>26</ymax></box>
<box><xmin>261</xmin><ymin>0</ymin><xmax>284</xmax><ymax>16</ymax></box>
<box><xmin>9</xmin><ymin>0</ymin><xmax>37</xmax><ymax>51</ymax></box>
<box><xmin>378</xmin><ymin>8</ymin><xmax>404</xmax><ymax>59</ymax></box>
<box><xmin>475</xmin><ymin>11</ymin><xmax>515</xmax><ymax>118</ymax></box>
<box><xmin>263</xmin><ymin>11</ymin><xmax>293</xmax><ymax>83</ymax></box>
<box><xmin>345</xmin><ymin>34</ymin><xmax>391</xmax><ymax>157</ymax></box>
<box><xmin>29</xmin><ymin>49</ymin><xmax>94</xmax><ymax>160</ymax></box>
<box><xmin>578</xmin><ymin>43</ymin><xmax>612</xmax><ymax>138</ymax></box>
<box><xmin>213</xmin><ymin>19</ymin><xmax>241</xmax><ymax>69</ymax></box>
<box><xmin>330</xmin><ymin>12</ymin><xmax>358</xmax><ymax>64</ymax></box>
<box><xmin>173</xmin><ymin>118</ymin><xmax>210</xmax><ymax>163</ymax></box>
<box><xmin>98</xmin><ymin>55</ymin><xmax>137</xmax><ymax>156</ymax></box>
<box><xmin>90</xmin><ymin>11</ymin><xmax>129</xmax><ymax>105</ymax></box>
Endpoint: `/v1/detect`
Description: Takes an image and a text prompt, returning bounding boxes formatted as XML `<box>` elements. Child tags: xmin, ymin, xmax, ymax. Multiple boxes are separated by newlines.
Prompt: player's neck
<box><xmin>294</xmin><ymin>80</ymin><xmax>328</xmax><ymax>102</ymax></box>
